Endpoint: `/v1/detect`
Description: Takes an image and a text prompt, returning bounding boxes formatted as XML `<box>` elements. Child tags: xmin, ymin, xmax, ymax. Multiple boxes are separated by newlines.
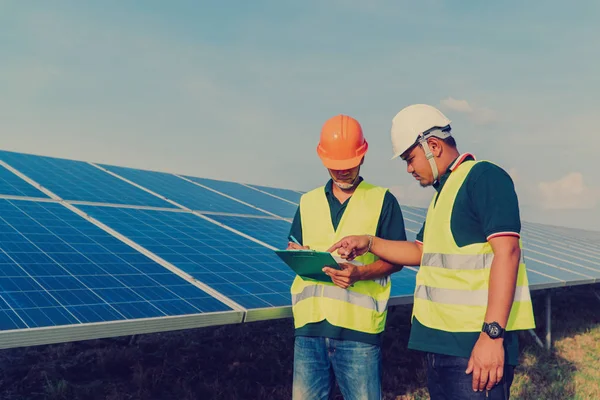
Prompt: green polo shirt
<box><xmin>411</xmin><ymin>153</ymin><xmax>521</xmax><ymax>365</ymax></box>
<box><xmin>289</xmin><ymin>178</ymin><xmax>407</xmax><ymax>345</ymax></box>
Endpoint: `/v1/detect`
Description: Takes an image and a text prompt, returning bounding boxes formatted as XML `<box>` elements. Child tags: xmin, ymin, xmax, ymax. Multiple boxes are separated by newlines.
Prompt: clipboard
<box><xmin>274</xmin><ymin>250</ymin><xmax>341</xmax><ymax>282</ymax></box>
<box><xmin>274</xmin><ymin>250</ymin><xmax>363</xmax><ymax>282</ymax></box>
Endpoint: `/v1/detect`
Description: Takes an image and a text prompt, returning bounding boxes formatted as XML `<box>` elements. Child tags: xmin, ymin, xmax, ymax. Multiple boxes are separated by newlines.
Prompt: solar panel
<box><xmin>77</xmin><ymin>205</ymin><xmax>296</xmax><ymax>319</ymax></box>
<box><xmin>2</xmin><ymin>147</ymin><xmax>599</xmax><ymax>352</ymax></box>
<box><xmin>0</xmin><ymin>163</ymin><xmax>49</xmax><ymax>199</ymax></box>
<box><xmin>0</xmin><ymin>198</ymin><xmax>240</xmax><ymax>348</ymax></box>
<box><xmin>389</xmin><ymin>269</ymin><xmax>418</xmax><ymax>304</ymax></box>
<box><xmin>401</xmin><ymin>205</ymin><xmax>428</xmax><ymax>217</ymax></box>
<box><xmin>0</xmin><ymin>151</ymin><xmax>175</xmax><ymax>209</ymax></box>
<box><xmin>99</xmin><ymin>164</ymin><xmax>270</xmax><ymax>216</ymax></box>
<box><xmin>247</xmin><ymin>184</ymin><xmax>303</xmax><ymax>204</ymax></box>
<box><xmin>185</xmin><ymin>176</ymin><xmax>298</xmax><ymax>219</ymax></box>
<box><xmin>524</xmin><ymin>221</ymin><xmax>600</xmax><ymax>248</ymax></box>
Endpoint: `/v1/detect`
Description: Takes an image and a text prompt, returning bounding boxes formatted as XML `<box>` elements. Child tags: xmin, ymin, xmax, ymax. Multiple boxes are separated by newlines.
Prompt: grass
<box><xmin>510</xmin><ymin>284</ymin><xmax>600</xmax><ymax>400</ymax></box>
<box><xmin>0</xmin><ymin>284</ymin><xmax>599</xmax><ymax>399</ymax></box>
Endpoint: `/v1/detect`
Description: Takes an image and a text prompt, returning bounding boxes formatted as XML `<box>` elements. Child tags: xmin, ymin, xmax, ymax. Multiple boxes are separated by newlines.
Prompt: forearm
<box><xmin>358</xmin><ymin>259</ymin><xmax>403</xmax><ymax>281</ymax></box>
<box><xmin>369</xmin><ymin>236</ymin><xmax>422</xmax><ymax>266</ymax></box>
<box><xmin>484</xmin><ymin>248</ymin><xmax>520</xmax><ymax>328</ymax></box>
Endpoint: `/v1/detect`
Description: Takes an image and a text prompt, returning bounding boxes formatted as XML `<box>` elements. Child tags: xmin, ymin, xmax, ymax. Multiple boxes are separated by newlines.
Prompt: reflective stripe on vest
<box><xmin>415</xmin><ymin>159</ymin><xmax>536</xmax><ymax>332</ymax></box>
<box><xmin>421</xmin><ymin>251</ymin><xmax>525</xmax><ymax>270</ymax></box>
<box><xmin>414</xmin><ymin>284</ymin><xmax>531</xmax><ymax>306</ymax></box>
<box><xmin>290</xmin><ymin>180</ymin><xmax>391</xmax><ymax>334</ymax></box>
<box><xmin>292</xmin><ymin>283</ymin><xmax>389</xmax><ymax>313</ymax></box>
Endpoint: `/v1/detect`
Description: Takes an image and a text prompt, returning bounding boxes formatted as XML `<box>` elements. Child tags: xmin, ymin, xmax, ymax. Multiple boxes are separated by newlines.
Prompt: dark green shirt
<box><xmin>289</xmin><ymin>178</ymin><xmax>407</xmax><ymax>345</ymax></box>
<box><xmin>411</xmin><ymin>153</ymin><xmax>522</xmax><ymax>365</ymax></box>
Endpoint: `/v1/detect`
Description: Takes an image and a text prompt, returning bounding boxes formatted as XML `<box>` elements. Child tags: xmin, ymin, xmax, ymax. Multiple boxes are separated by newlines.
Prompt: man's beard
<box><xmin>333</xmin><ymin>175</ymin><xmax>359</xmax><ymax>190</ymax></box>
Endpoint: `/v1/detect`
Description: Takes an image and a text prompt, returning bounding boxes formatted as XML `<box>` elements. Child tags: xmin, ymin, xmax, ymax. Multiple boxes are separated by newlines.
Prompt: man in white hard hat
<box><xmin>328</xmin><ymin>104</ymin><xmax>536</xmax><ymax>399</ymax></box>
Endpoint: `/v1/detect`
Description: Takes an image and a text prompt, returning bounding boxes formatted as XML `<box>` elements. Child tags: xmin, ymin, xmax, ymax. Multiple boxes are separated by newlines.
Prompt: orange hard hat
<box><xmin>316</xmin><ymin>114</ymin><xmax>368</xmax><ymax>170</ymax></box>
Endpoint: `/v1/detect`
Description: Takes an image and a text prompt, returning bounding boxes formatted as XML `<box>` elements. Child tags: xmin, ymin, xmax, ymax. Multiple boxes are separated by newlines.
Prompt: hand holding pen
<box><xmin>287</xmin><ymin>235</ymin><xmax>310</xmax><ymax>250</ymax></box>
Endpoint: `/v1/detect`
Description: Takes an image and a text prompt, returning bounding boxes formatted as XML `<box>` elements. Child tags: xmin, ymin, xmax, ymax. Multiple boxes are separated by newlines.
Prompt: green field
<box><xmin>0</xmin><ymin>284</ymin><xmax>598</xmax><ymax>399</ymax></box>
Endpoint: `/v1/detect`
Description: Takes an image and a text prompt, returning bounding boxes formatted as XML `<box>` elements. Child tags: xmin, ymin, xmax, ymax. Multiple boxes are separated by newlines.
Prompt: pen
<box><xmin>288</xmin><ymin>235</ymin><xmax>302</xmax><ymax>246</ymax></box>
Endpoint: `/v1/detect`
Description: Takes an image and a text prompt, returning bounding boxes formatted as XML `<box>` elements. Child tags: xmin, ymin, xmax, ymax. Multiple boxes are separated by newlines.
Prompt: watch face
<box><xmin>485</xmin><ymin>322</ymin><xmax>503</xmax><ymax>338</ymax></box>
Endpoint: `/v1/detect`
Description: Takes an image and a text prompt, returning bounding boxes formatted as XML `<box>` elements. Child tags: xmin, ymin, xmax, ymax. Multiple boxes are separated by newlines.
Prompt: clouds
<box><xmin>1</xmin><ymin>2</ymin><xmax>600</xmax><ymax>230</ymax></box>
<box><xmin>440</xmin><ymin>97</ymin><xmax>472</xmax><ymax>113</ymax></box>
<box><xmin>508</xmin><ymin>167</ymin><xmax>600</xmax><ymax>210</ymax></box>
<box><xmin>538</xmin><ymin>172</ymin><xmax>600</xmax><ymax>210</ymax></box>
<box><xmin>510</xmin><ymin>168</ymin><xmax>600</xmax><ymax>231</ymax></box>
<box><xmin>440</xmin><ymin>97</ymin><xmax>498</xmax><ymax>126</ymax></box>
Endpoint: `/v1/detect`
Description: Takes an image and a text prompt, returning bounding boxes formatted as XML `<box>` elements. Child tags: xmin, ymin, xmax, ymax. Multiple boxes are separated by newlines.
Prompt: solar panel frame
<box><xmin>0</xmin><ymin>309</ymin><xmax>243</xmax><ymax>349</ymax></box>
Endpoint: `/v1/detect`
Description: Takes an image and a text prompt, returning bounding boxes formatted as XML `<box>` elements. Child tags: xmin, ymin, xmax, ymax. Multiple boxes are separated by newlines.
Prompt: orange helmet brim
<box><xmin>319</xmin><ymin>153</ymin><xmax>365</xmax><ymax>170</ymax></box>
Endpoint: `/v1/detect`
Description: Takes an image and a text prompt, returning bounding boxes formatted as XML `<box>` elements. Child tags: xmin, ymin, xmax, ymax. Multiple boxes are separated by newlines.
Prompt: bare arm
<box><xmin>323</xmin><ymin>258</ymin><xmax>402</xmax><ymax>289</ymax></box>
<box><xmin>360</xmin><ymin>259</ymin><xmax>403</xmax><ymax>280</ymax></box>
<box><xmin>370</xmin><ymin>236</ymin><xmax>423</xmax><ymax>267</ymax></box>
<box><xmin>327</xmin><ymin>235</ymin><xmax>423</xmax><ymax>267</ymax></box>
<box><xmin>484</xmin><ymin>235</ymin><xmax>521</xmax><ymax>327</ymax></box>
<box><xmin>466</xmin><ymin>235</ymin><xmax>521</xmax><ymax>392</ymax></box>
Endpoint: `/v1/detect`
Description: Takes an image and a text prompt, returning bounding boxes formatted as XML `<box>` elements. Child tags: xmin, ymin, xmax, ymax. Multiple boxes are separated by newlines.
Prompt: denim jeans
<box><xmin>425</xmin><ymin>353</ymin><xmax>515</xmax><ymax>400</ymax></box>
<box><xmin>292</xmin><ymin>336</ymin><xmax>382</xmax><ymax>400</ymax></box>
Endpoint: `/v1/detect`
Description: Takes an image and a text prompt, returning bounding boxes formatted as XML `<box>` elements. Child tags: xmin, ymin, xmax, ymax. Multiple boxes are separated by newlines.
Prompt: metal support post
<box><xmin>527</xmin><ymin>290</ymin><xmax>552</xmax><ymax>351</ymax></box>
<box><xmin>545</xmin><ymin>291</ymin><xmax>552</xmax><ymax>351</ymax></box>
<box><xmin>527</xmin><ymin>329</ymin><xmax>545</xmax><ymax>349</ymax></box>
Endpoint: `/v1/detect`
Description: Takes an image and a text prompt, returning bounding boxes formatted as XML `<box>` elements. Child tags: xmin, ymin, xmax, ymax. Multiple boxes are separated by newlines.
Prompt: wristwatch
<box><xmin>482</xmin><ymin>321</ymin><xmax>505</xmax><ymax>339</ymax></box>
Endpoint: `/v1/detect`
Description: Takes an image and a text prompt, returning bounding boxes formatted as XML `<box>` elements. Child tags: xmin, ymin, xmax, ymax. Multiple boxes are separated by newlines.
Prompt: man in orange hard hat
<box><xmin>287</xmin><ymin>114</ymin><xmax>408</xmax><ymax>399</ymax></box>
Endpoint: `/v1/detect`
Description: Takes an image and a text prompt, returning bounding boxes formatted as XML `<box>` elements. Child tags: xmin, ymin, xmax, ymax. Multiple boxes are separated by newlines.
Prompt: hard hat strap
<box><xmin>419</xmin><ymin>137</ymin><xmax>440</xmax><ymax>183</ymax></box>
<box><xmin>416</xmin><ymin>126</ymin><xmax>450</xmax><ymax>183</ymax></box>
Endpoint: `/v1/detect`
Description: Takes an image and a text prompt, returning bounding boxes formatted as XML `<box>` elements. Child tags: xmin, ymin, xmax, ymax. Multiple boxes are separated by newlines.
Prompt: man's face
<box><xmin>402</xmin><ymin>145</ymin><xmax>434</xmax><ymax>187</ymax></box>
<box><xmin>328</xmin><ymin>165</ymin><xmax>361</xmax><ymax>189</ymax></box>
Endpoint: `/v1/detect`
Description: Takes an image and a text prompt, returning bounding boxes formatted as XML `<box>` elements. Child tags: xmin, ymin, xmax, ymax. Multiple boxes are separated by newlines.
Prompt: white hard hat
<box><xmin>390</xmin><ymin>104</ymin><xmax>452</xmax><ymax>182</ymax></box>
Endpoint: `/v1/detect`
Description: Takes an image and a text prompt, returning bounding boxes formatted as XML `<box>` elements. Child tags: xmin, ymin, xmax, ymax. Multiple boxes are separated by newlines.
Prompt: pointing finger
<box><xmin>326</xmin><ymin>241</ymin><xmax>343</xmax><ymax>253</ymax></box>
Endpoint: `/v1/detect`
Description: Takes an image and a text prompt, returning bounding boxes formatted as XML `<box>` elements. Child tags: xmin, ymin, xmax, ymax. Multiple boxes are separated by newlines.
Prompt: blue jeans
<box><xmin>425</xmin><ymin>353</ymin><xmax>515</xmax><ymax>400</ymax></box>
<box><xmin>292</xmin><ymin>336</ymin><xmax>382</xmax><ymax>400</ymax></box>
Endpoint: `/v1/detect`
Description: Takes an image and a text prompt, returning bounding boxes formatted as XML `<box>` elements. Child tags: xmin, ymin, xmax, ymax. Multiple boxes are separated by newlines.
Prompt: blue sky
<box><xmin>1</xmin><ymin>1</ymin><xmax>599</xmax><ymax>231</ymax></box>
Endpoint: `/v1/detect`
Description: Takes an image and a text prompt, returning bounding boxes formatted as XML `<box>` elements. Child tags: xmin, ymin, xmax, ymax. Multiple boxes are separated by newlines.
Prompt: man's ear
<box><xmin>426</xmin><ymin>137</ymin><xmax>443</xmax><ymax>157</ymax></box>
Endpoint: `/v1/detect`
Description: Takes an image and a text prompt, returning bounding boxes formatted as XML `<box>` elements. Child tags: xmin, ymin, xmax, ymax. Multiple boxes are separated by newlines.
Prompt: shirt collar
<box><xmin>325</xmin><ymin>179</ymin><xmax>334</xmax><ymax>194</ymax></box>
<box><xmin>432</xmin><ymin>153</ymin><xmax>476</xmax><ymax>192</ymax></box>
<box><xmin>449</xmin><ymin>152</ymin><xmax>476</xmax><ymax>172</ymax></box>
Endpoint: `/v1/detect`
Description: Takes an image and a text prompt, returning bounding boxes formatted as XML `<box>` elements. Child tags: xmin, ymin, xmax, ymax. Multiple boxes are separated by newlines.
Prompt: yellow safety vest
<box><xmin>290</xmin><ymin>180</ymin><xmax>391</xmax><ymax>334</ymax></box>
<box><xmin>413</xmin><ymin>160</ymin><xmax>536</xmax><ymax>332</ymax></box>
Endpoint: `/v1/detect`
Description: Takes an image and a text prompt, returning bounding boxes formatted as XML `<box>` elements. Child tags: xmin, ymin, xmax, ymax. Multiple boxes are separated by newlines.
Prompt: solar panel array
<box><xmin>1</xmin><ymin>149</ymin><xmax>599</xmax><ymax>349</ymax></box>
